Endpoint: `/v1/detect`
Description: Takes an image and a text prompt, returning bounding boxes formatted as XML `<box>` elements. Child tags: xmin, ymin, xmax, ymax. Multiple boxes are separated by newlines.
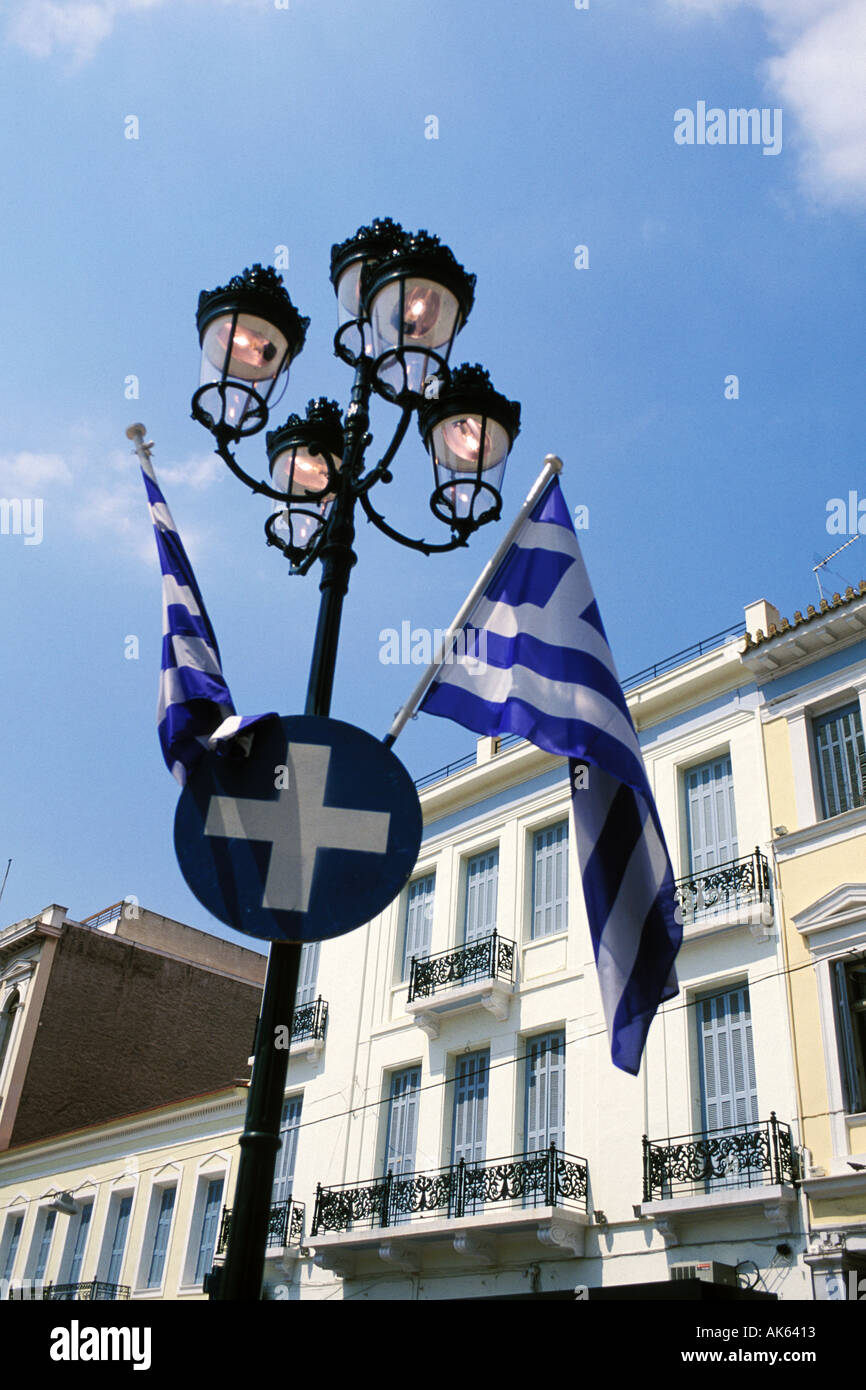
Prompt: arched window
<box><xmin>0</xmin><ymin>991</ymin><xmax>21</xmax><ymax>1082</ymax></box>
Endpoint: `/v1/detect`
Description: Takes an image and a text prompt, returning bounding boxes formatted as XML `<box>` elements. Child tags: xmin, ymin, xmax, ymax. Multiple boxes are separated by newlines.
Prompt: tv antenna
<box><xmin>813</xmin><ymin>534</ymin><xmax>861</xmax><ymax>602</ymax></box>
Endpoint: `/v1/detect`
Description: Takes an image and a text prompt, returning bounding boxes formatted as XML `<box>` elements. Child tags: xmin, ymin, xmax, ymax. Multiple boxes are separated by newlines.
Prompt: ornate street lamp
<box><xmin>190</xmin><ymin>221</ymin><xmax>520</xmax><ymax>1301</ymax></box>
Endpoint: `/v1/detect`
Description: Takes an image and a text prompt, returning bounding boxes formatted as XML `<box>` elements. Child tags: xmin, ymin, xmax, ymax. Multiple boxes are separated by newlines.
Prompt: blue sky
<box><xmin>0</xmin><ymin>0</ymin><xmax>863</xmax><ymax>940</ymax></box>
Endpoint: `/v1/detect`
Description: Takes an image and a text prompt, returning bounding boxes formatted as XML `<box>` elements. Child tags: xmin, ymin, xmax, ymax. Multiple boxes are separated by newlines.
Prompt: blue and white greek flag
<box><xmin>420</xmin><ymin>476</ymin><xmax>682</xmax><ymax>1074</ymax></box>
<box><xmin>139</xmin><ymin>450</ymin><xmax>271</xmax><ymax>785</ymax></box>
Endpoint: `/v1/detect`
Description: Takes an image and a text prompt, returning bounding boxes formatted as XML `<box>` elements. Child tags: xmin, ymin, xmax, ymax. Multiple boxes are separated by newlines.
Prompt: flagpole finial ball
<box><xmin>544</xmin><ymin>454</ymin><xmax>564</xmax><ymax>472</ymax></box>
<box><xmin>126</xmin><ymin>423</ymin><xmax>147</xmax><ymax>440</ymax></box>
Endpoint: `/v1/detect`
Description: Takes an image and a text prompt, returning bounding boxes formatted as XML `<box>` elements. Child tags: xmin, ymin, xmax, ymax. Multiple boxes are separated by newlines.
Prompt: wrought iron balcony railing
<box><xmin>312</xmin><ymin>1144</ymin><xmax>588</xmax><ymax>1234</ymax></box>
<box><xmin>642</xmin><ymin>1113</ymin><xmax>798</xmax><ymax>1201</ymax></box>
<box><xmin>217</xmin><ymin>1198</ymin><xmax>304</xmax><ymax>1255</ymax></box>
<box><xmin>408</xmin><ymin>931</ymin><xmax>516</xmax><ymax>1003</ymax></box>
<box><xmin>674</xmin><ymin>848</ymin><xmax>771</xmax><ymax>926</ymax></box>
<box><xmin>292</xmin><ymin>996</ymin><xmax>328</xmax><ymax>1043</ymax></box>
<box><xmin>42</xmin><ymin>1281</ymin><xmax>130</xmax><ymax>1300</ymax></box>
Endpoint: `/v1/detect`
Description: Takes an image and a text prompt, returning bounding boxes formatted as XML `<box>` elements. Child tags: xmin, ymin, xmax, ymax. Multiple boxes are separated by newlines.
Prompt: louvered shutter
<box><xmin>105</xmin><ymin>1196</ymin><xmax>131</xmax><ymax>1285</ymax></box>
<box><xmin>686</xmin><ymin>756</ymin><xmax>738</xmax><ymax>872</ymax></box>
<box><xmin>67</xmin><ymin>1202</ymin><xmax>92</xmax><ymax>1284</ymax></box>
<box><xmin>296</xmin><ymin>942</ymin><xmax>320</xmax><ymax>1006</ymax></box>
<box><xmin>385</xmin><ymin>1068</ymin><xmax>420</xmax><ymax>1176</ymax></box>
<box><xmin>814</xmin><ymin>704</ymin><xmax>866</xmax><ymax>818</ymax></box>
<box><xmin>194</xmin><ymin>1180</ymin><xmax>223</xmax><ymax>1283</ymax></box>
<box><xmin>452</xmin><ymin>1051</ymin><xmax>489</xmax><ymax>1165</ymax></box>
<box><xmin>464</xmin><ymin>851</ymin><xmax>499</xmax><ymax>943</ymax></box>
<box><xmin>146</xmin><ymin>1189</ymin><xmax>175</xmax><ymax>1288</ymax></box>
<box><xmin>532</xmin><ymin>824</ymin><xmax>568</xmax><ymax>939</ymax></box>
<box><xmin>699</xmin><ymin>987</ymin><xmax>758</xmax><ymax>1132</ymax></box>
<box><xmin>2</xmin><ymin>1214</ymin><xmax>23</xmax><ymax>1281</ymax></box>
<box><xmin>402</xmin><ymin>876</ymin><xmax>435</xmax><ymax>977</ymax></box>
<box><xmin>272</xmin><ymin>1096</ymin><xmax>303</xmax><ymax>1204</ymax></box>
<box><xmin>525</xmin><ymin>1031</ymin><xmax>566</xmax><ymax>1151</ymax></box>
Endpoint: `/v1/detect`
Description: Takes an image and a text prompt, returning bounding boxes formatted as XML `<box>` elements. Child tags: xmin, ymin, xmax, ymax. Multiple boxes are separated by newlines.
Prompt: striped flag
<box><xmin>418</xmin><ymin>473</ymin><xmax>682</xmax><ymax>1074</ymax></box>
<box><xmin>137</xmin><ymin>442</ymin><xmax>272</xmax><ymax>785</ymax></box>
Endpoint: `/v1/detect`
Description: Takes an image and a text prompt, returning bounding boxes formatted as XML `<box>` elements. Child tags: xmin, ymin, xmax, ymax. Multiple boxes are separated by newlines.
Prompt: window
<box><xmin>402</xmin><ymin>875</ymin><xmax>435</xmax><ymax>977</ymax></box>
<box><xmin>685</xmin><ymin>755</ymin><xmax>738</xmax><ymax>871</ymax></box>
<box><xmin>193</xmin><ymin>1179</ymin><xmax>223</xmax><ymax>1285</ymax></box>
<box><xmin>0</xmin><ymin>990</ymin><xmax>21</xmax><ymax>1082</ymax></box>
<box><xmin>32</xmin><ymin>1209</ymin><xmax>57</xmax><ymax>1282</ymax></box>
<box><xmin>272</xmin><ymin>1096</ymin><xmax>302</xmax><ymax>1205</ymax></box>
<box><xmin>464</xmin><ymin>850</ymin><xmax>498</xmax><ymax>943</ymax></box>
<box><xmin>833</xmin><ymin>957</ymin><xmax>866</xmax><ymax>1115</ymax></box>
<box><xmin>1</xmin><ymin>1213</ymin><xmax>23</xmax><ymax>1284</ymax></box>
<box><xmin>814</xmin><ymin>703</ymin><xmax>866</xmax><ymax>819</ymax></box>
<box><xmin>525</xmin><ymin>1031</ymin><xmax>565</xmax><ymax>1151</ymax></box>
<box><xmin>452</xmin><ymin>1051</ymin><xmax>489</xmax><ymax>1167</ymax></box>
<box><xmin>698</xmin><ymin>985</ymin><xmax>758</xmax><ymax>1132</ymax></box>
<box><xmin>104</xmin><ymin>1194</ymin><xmax>132</xmax><ymax>1286</ymax></box>
<box><xmin>63</xmin><ymin>1201</ymin><xmax>93</xmax><ymax>1285</ymax></box>
<box><xmin>144</xmin><ymin>1188</ymin><xmax>175</xmax><ymax>1289</ymax></box>
<box><xmin>385</xmin><ymin>1068</ymin><xmax>421</xmax><ymax>1177</ymax></box>
<box><xmin>296</xmin><ymin>942</ymin><xmax>320</xmax><ymax>1007</ymax></box>
<box><xmin>531</xmin><ymin>823</ymin><xmax>568</xmax><ymax>939</ymax></box>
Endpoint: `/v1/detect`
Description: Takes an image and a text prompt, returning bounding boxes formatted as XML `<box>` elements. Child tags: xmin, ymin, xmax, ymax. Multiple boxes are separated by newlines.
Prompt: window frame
<box><xmin>813</xmin><ymin>701</ymin><xmax>866</xmax><ymax>821</ymax></box>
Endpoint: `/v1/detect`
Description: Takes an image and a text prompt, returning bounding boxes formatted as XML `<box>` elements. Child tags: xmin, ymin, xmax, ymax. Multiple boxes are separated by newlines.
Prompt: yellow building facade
<box><xmin>743</xmin><ymin>582</ymin><xmax>866</xmax><ymax>1299</ymax></box>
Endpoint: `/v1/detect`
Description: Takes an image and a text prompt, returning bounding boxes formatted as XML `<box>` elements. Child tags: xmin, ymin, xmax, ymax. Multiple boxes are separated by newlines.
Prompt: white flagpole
<box><xmin>383</xmin><ymin>454</ymin><xmax>564</xmax><ymax>747</ymax></box>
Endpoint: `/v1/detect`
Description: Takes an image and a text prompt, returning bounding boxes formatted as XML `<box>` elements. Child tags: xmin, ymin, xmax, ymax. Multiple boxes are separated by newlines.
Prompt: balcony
<box><xmin>42</xmin><ymin>1281</ymin><xmax>130</xmax><ymax>1300</ymax></box>
<box><xmin>674</xmin><ymin>849</ymin><xmax>773</xmax><ymax>935</ymax></box>
<box><xmin>290</xmin><ymin>997</ymin><xmax>328</xmax><ymax>1058</ymax></box>
<box><xmin>406</xmin><ymin>932</ymin><xmax>516</xmax><ymax>1039</ymax></box>
<box><xmin>311</xmin><ymin>1146</ymin><xmax>589</xmax><ymax>1276</ymax></box>
<box><xmin>217</xmin><ymin>1198</ymin><xmax>305</xmax><ymax>1256</ymax></box>
<box><xmin>640</xmin><ymin>1114</ymin><xmax>799</xmax><ymax>1245</ymax></box>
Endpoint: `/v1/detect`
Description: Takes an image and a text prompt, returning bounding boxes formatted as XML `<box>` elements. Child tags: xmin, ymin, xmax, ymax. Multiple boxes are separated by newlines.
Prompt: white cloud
<box><xmin>0</xmin><ymin>442</ymin><xmax>219</xmax><ymax>564</ymax></box>
<box><xmin>5</xmin><ymin>0</ymin><xmax>256</xmax><ymax>66</ymax></box>
<box><xmin>664</xmin><ymin>0</ymin><xmax>866</xmax><ymax>208</ymax></box>
<box><xmin>0</xmin><ymin>451</ymin><xmax>72</xmax><ymax>487</ymax></box>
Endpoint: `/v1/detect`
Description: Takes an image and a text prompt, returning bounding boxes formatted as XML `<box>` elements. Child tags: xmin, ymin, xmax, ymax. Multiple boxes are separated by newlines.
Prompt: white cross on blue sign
<box><xmin>174</xmin><ymin>715</ymin><xmax>423</xmax><ymax>943</ymax></box>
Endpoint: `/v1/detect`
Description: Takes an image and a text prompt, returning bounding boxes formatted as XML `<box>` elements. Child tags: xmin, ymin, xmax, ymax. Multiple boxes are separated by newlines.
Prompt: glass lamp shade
<box><xmin>193</xmin><ymin>265</ymin><xmax>308</xmax><ymax>439</ymax></box>
<box><xmin>266</xmin><ymin>398</ymin><xmax>344</xmax><ymax>557</ymax></box>
<box><xmin>419</xmin><ymin>364</ymin><xmax>520</xmax><ymax>528</ymax></box>
<box><xmin>361</xmin><ymin>231</ymin><xmax>476</xmax><ymax>402</ymax></box>
<box><xmin>330</xmin><ymin>218</ymin><xmax>405</xmax><ymax>365</ymax></box>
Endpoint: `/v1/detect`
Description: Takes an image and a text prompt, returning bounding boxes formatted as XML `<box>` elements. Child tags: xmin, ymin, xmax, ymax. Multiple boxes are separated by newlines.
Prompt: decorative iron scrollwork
<box><xmin>642</xmin><ymin>1114</ymin><xmax>797</xmax><ymax>1200</ymax></box>
<box><xmin>408</xmin><ymin>932</ymin><xmax>516</xmax><ymax>1002</ymax></box>
<box><xmin>311</xmin><ymin>1145</ymin><xmax>588</xmax><ymax>1234</ymax></box>
<box><xmin>674</xmin><ymin>849</ymin><xmax>771</xmax><ymax>924</ymax></box>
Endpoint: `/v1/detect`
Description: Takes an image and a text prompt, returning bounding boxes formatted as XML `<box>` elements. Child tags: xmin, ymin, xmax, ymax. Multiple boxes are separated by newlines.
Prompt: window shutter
<box><xmin>525</xmin><ymin>1031</ymin><xmax>566</xmax><ymax>1151</ymax></box>
<box><xmin>146</xmin><ymin>1189</ymin><xmax>175</xmax><ymax>1288</ymax></box>
<box><xmin>686</xmin><ymin>756</ymin><xmax>738</xmax><ymax>872</ymax></box>
<box><xmin>194</xmin><ymin>1180</ymin><xmax>223</xmax><ymax>1283</ymax></box>
<box><xmin>68</xmin><ymin>1202</ymin><xmax>92</xmax><ymax>1284</ymax></box>
<box><xmin>814</xmin><ymin>704</ymin><xmax>866</xmax><ymax>818</ymax></box>
<box><xmin>105</xmin><ymin>1196</ymin><xmax>131</xmax><ymax>1285</ymax></box>
<box><xmin>272</xmin><ymin>1096</ymin><xmax>303</xmax><ymax>1204</ymax></box>
<box><xmin>385</xmin><ymin>1068</ymin><xmax>421</xmax><ymax>1176</ymax></box>
<box><xmin>532</xmin><ymin>824</ymin><xmax>568</xmax><ymax>939</ymax></box>
<box><xmin>452</xmin><ymin>1051</ymin><xmax>489</xmax><ymax>1166</ymax></box>
<box><xmin>699</xmin><ymin>986</ymin><xmax>758</xmax><ymax>1133</ymax></box>
<box><xmin>402</xmin><ymin>876</ymin><xmax>435</xmax><ymax>977</ymax></box>
<box><xmin>296</xmin><ymin>942</ymin><xmax>320</xmax><ymax>1007</ymax></box>
<box><xmin>464</xmin><ymin>851</ymin><xmax>499</xmax><ymax>943</ymax></box>
<box><xmin>2</xmin><ymin>1214</ymin><xmax>23</xmax><ymax>1281</ymax></box>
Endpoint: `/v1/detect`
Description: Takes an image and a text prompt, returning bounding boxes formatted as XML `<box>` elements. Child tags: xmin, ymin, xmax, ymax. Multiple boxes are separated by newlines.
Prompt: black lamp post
<box><xmin>191</xmin><ymin>221</ymin><xmax>520</xmax><ymax>1300</ymax></box>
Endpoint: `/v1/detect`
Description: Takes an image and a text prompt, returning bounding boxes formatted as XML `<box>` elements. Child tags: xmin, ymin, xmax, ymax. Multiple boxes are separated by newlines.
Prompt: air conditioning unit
<box><xmin>671</xmin><ymin>1260</ymin><xmax>737</xmax><ymax>1287</ymax></box>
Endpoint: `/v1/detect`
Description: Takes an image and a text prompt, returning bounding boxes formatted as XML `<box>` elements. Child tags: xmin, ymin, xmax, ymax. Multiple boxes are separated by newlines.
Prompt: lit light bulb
<box><xmin>216</xmin><ymin>322</ymin><xmax>278</xmax><ymax>371</ymax></box>
<box><xmin>442</xmin><ymin>416</ymin><xmax>488</xmax><ymax>466</ymax></box>
<box><xmin>399</xmin><ymin>287</ymin><xmax>441</xmax><ymax>339</ymax></box>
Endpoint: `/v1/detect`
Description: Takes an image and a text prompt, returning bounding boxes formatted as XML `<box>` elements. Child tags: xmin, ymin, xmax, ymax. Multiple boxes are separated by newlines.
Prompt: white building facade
<box><xmin>263</xmin><ymin>607</ymin><xmax>810</xmax><ymax>1300</ymax></box>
